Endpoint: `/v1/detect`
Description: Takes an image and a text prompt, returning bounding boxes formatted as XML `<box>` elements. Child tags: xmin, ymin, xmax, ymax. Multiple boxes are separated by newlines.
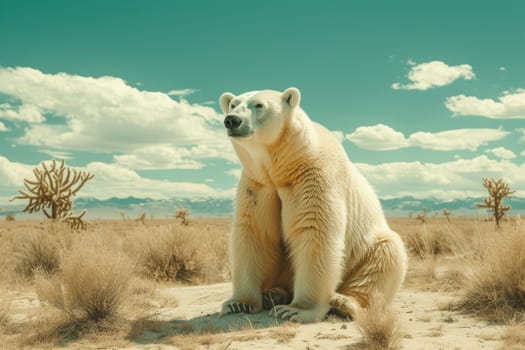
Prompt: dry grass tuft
<box><xmin>402</xmin><ymin>221</ymin><xmax>466</xmax><ymax>259</ymax></box>
<box><xmin>456</xmin><ymin>227</ymin><xmax>525</xmax><ymax>323</ymax></box>
<box><xmin>130</xmin><ymin>225</ymin><xmax>206</xmax><ymax>284</ymax></box>
<box><xmin>13</xmin><ymin>230</ymin><xmax>61</xmax><ymax>278</ymax></box>
<box><xmin>355</xmin><ymin>294</ymin><xmax>403</xmax><ymax>350</ymax></box>
<box><xmin>35</xmin><ymin>238</ymin><xmax>133</xmax><ymax>323</ymax></box>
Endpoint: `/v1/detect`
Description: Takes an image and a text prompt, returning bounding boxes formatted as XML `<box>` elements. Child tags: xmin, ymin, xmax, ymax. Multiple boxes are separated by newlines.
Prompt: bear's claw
<box><xmin>225</xmin><ymin>302</ymin><xmax>253</xmax><ymax>314</ymax></box>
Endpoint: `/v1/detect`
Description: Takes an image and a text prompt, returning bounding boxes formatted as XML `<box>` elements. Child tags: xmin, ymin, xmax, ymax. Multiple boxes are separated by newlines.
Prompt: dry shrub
<box><xmin>36</xmin><ymin>238</ymin><xmax>133</xmax><ymax>323</ymax></box>
<box><xmin>129</xmin><ymin>225</ymin><xmax>205</xmax><ymax>284</ymax></box>
<box><xmin>402</xmin><ymin>222</ymin><xmax>465</xmax><ymax>259</ymax></box>
<box><xmin>355</xmin><ymin>294</ymin><xmax>403</xmax><ymax>350</ymax></box>
<box><xmin>457</xmin><ymin>227</ymin><xmax>525</xmax><ymax>323</ymax></box>
<box><xmin>13</xmin><ymin>230</ymin><xmax>61</xmax><ymax>278</ymax></box>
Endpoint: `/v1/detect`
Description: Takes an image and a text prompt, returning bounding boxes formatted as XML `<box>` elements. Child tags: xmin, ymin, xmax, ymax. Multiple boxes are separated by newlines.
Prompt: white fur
<box><xmin>220</xmin><ymin>88</ymin><xmax>407</xmax><ymax>323</ymax></box>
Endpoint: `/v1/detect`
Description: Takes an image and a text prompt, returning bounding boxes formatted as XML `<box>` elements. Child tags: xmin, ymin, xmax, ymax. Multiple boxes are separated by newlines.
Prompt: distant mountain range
<box><xmin>1</xmin><ymin>195</ymin><xmax>524</xmax><ymax>220</ymax></box>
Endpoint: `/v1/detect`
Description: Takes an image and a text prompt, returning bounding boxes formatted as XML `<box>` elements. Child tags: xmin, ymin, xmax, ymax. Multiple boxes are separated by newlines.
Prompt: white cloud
<box><xmin>516</xmin><ymin>128</ymin><xmax>525</xmax><ymax>142</ymax></box>
<box><xmin>356</xmin><ymin>155</ymin><xmax>525</xmax><ymax>200</ymax></box>
<box><xmin>0</xmin><ymin>122</ymin><xmax>7</xmax><ymax>132</ymax></box>
<box><xmin>346</xmin><ymin>124</ymin><xmax>508</xmax><ymax>151</ymax></box>
<box><xmin>83</xmin><ymin>162</ymin><xmax>233</xmax><ymax>200</ymax></box>
<box><xmin>0</xmin><ymin>67</ymin><xmax>230</xmax><ymax>158</ymax></box>
<box><xmin>0</xmin><ymin>103</ymin><xmax>44</xmax><ymax>123</ymax></box>
<box><xmin>392</xmin><ymin>60</ymin><xmax>475</xmax><ymax>90</ymax></box>
<box><xmin>113</xmin><ymin>145</ymin><xmax>205</xmax><ymax>170</ymax></box>
<box><xmin>485</xmin><ymin>147</ymin><xmax>517</xmax><ymax>160</ymax></box>
<box><xmin>499</xmin><ymin>66</ymin><xmax>506</xmax><ymax>71</ymax></box>
<box><xmin>167</xmin><ymin>88</ymin><xmax>199</xmax><ymax>96</ymax></box>
<box><xmin>346</xmin><ymin>124</ymin><xmax>408</xmax><ymax>150</ymax></box>
<box><xmin>522</xmin><ymin>150</ymin><xmax>525</xmax><ymax>156</ymax></box>
<box><xmin>446</xmin><ymin>89</ymin><xmax>525</xmax><ymax>119</ymax></box>
<box><xmin>0</xmin><ymin>156</ymin><xmax>234</xmax><ymax>204</ymax></box>
<box><xmin>407</xmin><ymin>129</ymin><xmax>509</xmax><ymax>151</ymax></box>
<box><xmin>38</xmin><ymin>149</ymin><xmax>73</xmax><ymax>160</ymax></box>
<box><xmin>226</xmin><ymin>168</ymin><xmax>242</xmax><ymax>180</ymax></box>
<box><xmin>0</xmin><ymin>156</ymin><xmax>34</xmax><ymax>188</ymax></box>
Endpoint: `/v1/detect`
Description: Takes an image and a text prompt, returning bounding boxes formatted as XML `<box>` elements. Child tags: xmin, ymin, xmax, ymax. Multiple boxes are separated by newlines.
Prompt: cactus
<box><xmin>10</xmin><ymin>160</ymin><xmax>94</xmax><ymax>230</ymax></box>
<box><xmin>476</xmin><ymin>178</ymin><xmax>515</xmax><ymax>228</ymax></box>
<box><xmin>175</xmin><ymin>207</ymin><xmax>190</xmax><ymax>226</ymax></box>
<box><xmin>443</xmin><ymin>208</ymin><xmax>452</xmax><ymax>222</ymax></box>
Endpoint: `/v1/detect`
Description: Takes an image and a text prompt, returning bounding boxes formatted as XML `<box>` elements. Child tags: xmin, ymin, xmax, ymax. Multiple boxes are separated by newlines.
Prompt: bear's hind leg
<box><xmin>331</xmin><ymin>230</ymin><xmax>407</xmax><ymax>319</ymax></box>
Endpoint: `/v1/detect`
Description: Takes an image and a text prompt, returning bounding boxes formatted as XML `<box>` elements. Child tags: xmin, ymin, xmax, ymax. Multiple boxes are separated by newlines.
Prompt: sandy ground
<box><xmin>2</xmin><ymin>283</ymin><xmax>506</xmax><ymax>349</ymax></box>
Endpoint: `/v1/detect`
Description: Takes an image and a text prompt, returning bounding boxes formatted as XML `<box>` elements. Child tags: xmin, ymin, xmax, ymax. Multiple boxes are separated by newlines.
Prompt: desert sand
<box><xmin>3</xmin><ymin>281</ymin><xmax>505</xmax><ymax>349</ymax></box>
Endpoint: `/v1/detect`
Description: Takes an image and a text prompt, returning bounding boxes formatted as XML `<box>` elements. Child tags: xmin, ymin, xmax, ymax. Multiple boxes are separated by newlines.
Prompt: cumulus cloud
<box><xmin>346</xmin><ymin>124</ymin><xmax>408</xmax><ymax>150</ymax></box>
<box><xmin>226</xmin><ymin>168</ymin><xmax>242</xmax><ymax>180</ymax></box>
<box><xmin>0</xmin><ymin>103</ymin><xmax>45</xmax><ymax>123</ymax></box>
<box><xmin>84</xmin><ymin>162</ymin><xmax>233</xmax><ymax>200</ymax></box>
<box><xmin>356</xmin><ymin>155</ymin><xmax>525</xmax><ymax>200</ymax></box>
<box><xmin>392</xmin><ymin>60</ymin><xmax>475</xmax><ymax>90</ymax></box>
<box><xmin>0</xmin><ymin>156</ymin><xmax>233</xmax><ymax>204</ymax></box>
<box><xmin>485</xmin><ymin>147</ymin><xmax>517</xmax><ymax>160</ymax></box>
<box><xmin>167</xmin><ymin>88</ymin><xmax>199</xmax><ymax>96</ymax></box>
<box><xmin>0</xmin><ymin>67</ymin><xmax>228</xmax><ymax>156</ymax></box>
<box><xmin>446</xmin><ymin>89</ymin><xmax>525</xmax><ymax>119</ymax></box>
<box><xmin>0</xmin><ymin>122</ymin><xmax>7</xmax><ymax>132</ymax></box>
<box><xmin>113</xmin><ymin>145</ymin><xmax>205</xmax><ymax>170</ymax></box>
<box><xmin>516</xmin><ymin>128</ymin><xmax>525</xmax><ymax>142</ymax></box>
<box><xmin>346</xmin><ymin>124</ymin><xmax>508</xmax><ymax>151</ymax></box>
<box><xmin>37</xmin><ymin>150</ymin><xmax>73</xmax><ymax>160</ymax></box>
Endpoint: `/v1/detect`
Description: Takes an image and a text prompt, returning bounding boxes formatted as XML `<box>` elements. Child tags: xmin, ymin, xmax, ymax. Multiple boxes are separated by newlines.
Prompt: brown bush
<box><xmin>356</xmin><ymin>294</ymin><xmax>403</xmax><ymax>350</ymax></box>
<box><xmin>13</xmin><ymin>231</ymin><xmax>61</xmax><ymax>278</ymax></box>
<box><xmin>456</xmin><ymin>227</ymin><xmax>525</xmax><ymax>323</ymax></box>
<box><xmin>402</xmin><ymin>221</ymin><xmax>466</xmax><ymax>259</ymax></box>
<box><xmin>129</xmin><ymin>225</ymin><xmax>205</xmax><ymax>284</ymax></box>
<box><xmin>36</xmin><ymin>239</ymin><xmax>133</xmax><ymax>323</ymax></box>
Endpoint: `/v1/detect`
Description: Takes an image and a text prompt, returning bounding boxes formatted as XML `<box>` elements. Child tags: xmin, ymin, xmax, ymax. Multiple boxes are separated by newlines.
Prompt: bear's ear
<box><xmin>282</xmin><ymin>87</ymin><xmax>301</xmax><ymax>109</ymax></box>
<box><xmin>219</xmin><ymin>92</ymin><xmax>235</xmax><ymax>113</ymax></box>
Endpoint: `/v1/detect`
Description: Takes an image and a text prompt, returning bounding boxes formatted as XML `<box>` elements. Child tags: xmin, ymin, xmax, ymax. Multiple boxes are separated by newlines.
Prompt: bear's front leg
<box><xmin>221</xmin><ymin>177</ymin><xmax>284</xmax><ymax>315</ymax></box>
<box><xmin>271</xmin><ymin>189</ymin><xmax>346</xmax><ymax>323</ymax></box>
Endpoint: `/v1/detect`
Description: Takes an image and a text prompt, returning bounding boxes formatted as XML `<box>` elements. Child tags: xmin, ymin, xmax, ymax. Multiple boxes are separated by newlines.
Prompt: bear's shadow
<box><xmin>128</xmin><ymin>311</ymin><xmax>287</xmax><ymax>344</ymax></box>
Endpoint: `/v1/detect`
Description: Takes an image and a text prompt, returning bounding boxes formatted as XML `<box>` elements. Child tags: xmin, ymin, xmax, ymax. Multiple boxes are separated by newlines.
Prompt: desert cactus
<box><xmin>476</xmin><ymin>178</ymin><xmax>515</xmax><ymax>228</ymax></box>
<box><xmin>10</xmin><ymin>159</ymin><xmax>93</xmax><ymax>230</ymax></box>
<box><xmin>443</xmin><ymin>208</ymin><xmax>452</xmax><ymax>222</ymax></box>
<box><xmin>175</xmin><ymin>207</ymin><xmax>190</xmax><ymax>226</ymax></box>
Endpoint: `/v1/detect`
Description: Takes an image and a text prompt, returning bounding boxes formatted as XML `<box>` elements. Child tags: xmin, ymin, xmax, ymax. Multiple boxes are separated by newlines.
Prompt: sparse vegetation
<box><xmin>456</xmin><ymin>226</ymin><xmax>525</xmax><ymax>323</ymax></box>
<box><xmin>35</xmin><ymin>240</ymin><xmax>133</xmax><ymax>323</ymax></box>
<box><xmin>355</xmin><ymin>294</ymin><xmax>403</xmax><ymax>350</ymax></box>
<box><xmin>0</xmin><ymin>216</ymin><xmax>523</xmax><ymax>348</ymax></box>
<box><xmin>476</xmin><ymin>177</ymin><xmax>515</xmax><ymax>228</ymax></box>
<box><xmin>13</xmin><ymin>230</ymin><xmax>61</xmax><ymax>278</ymax></box>
<box><xmin>10</xmin><ymin>159</ymin><xmax>94</xmax><ymax>230</ymax></box>
<box><xmin>131</xmin><ymin>225</ymin><xmax>205</xmax><ymax>283</ymax></box>
<box><xmin>175</xmin><ymin>207</ymin><xmax>190</xmax><ymax>226</ymax></box>
<box><xmin>442</xmin><ymin>208</ymin><xmax>451</xmax><ymax>222</ymax></box>
<box><xmin>5</xmin><ymin>214</ymin><xmax>15</xmax><ymax>221</ymax></box>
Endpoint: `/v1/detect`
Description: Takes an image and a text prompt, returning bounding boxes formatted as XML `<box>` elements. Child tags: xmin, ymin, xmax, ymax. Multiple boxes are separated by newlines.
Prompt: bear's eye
<box><xmin>230</xmin><ymin>104</ymin><xmax>236</xmax><ymax>110</ymax></box>
<box><xmin>254</xmin><ymin>103</ymin><xmax>263</xmax><ymax>109</ymax></box>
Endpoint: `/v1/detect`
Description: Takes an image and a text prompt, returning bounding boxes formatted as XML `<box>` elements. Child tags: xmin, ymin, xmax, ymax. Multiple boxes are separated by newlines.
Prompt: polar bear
<box><xmin>220</xmin><ymin>87</ymin><xmax>407</xmax><ymax>323</ymax></box>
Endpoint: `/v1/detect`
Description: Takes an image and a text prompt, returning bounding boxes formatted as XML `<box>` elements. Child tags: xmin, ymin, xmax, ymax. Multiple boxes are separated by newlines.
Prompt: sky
<box><xmin>0</xmin><ymin>0</ymin><xmax>524</xmax><ymax>207</ymax></box>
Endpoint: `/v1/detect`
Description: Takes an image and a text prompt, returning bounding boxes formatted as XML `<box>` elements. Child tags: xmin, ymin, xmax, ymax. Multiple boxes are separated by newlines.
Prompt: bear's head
<box><xmin>219</xmin><ymin>87</ymin><xmax>301</xmax><ymax>145</ymax></box>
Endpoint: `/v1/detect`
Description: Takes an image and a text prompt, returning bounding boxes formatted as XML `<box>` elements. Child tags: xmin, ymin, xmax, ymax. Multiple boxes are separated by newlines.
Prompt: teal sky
<box><xmin>1</xmin><ymin>0</ymin><xmax>524</xmax><ymax>205</ymax></box>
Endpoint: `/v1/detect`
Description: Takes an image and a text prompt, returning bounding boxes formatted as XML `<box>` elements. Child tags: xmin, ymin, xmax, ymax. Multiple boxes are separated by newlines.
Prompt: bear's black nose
<box><xmin>224</xmin><ymin>115</ymin><xmax>242</xmax><ymax>129</ymax></box>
